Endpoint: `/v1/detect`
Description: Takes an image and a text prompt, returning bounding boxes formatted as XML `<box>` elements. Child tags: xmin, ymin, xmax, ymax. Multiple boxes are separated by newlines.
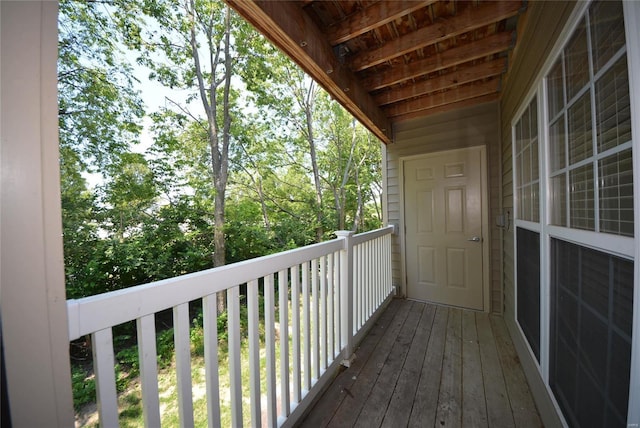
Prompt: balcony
<box><xmin>68</xmin><ymin>224</ymin><xmax>540</xmax><ymax>427</ymax></box>
<box><xmin>68</xmin><ymin>226</ymin><xmax>395</xmax><ymax>427</ymax></box>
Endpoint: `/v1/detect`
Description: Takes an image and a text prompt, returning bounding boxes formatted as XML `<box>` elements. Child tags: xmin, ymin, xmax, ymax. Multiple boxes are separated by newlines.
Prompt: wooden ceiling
<box><xmin>226</xmin><ymin>1</ymin><xmax>525</xmax><ymax>144</ymax></box>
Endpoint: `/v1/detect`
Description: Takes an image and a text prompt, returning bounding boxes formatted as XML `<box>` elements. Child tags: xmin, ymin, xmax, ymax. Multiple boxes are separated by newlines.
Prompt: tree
<box><xmin>123</xmin><ymin>0</ymin><xmax>272</xmax><ymax>310</ymax></box>
<box><xmin>58</xmin><ymin>0</ymin><xmax>145</xmax><ymax>297</ymax></box>
<box><xmin>58</xmin><ymin>0</ymin><xmax>144</xmax><ymax>171</ymax></box>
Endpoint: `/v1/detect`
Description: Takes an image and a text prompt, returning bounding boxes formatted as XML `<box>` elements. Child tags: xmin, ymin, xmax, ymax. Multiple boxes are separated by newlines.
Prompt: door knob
<box><xmin>467</xmin><ymin>236</ymin><xmax>482</xmax><ymax>242</ymax></box>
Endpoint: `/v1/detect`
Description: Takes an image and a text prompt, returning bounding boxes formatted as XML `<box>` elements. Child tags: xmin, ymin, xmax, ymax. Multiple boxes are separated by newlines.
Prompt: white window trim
<box><xmin>623</xmin><ymin>1</ymin><xmax>640</xmax><ymax>425</ymax></box>
<box><xmin>511</xmin><ymin>1</ymin><xmax>640</xmax><ymax>425</ymax></box>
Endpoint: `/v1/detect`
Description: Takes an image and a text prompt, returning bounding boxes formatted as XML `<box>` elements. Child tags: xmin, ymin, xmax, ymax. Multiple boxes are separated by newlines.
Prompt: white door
<box><xmin>403</xmin><ymin>147</ymin><xmax>485</xmax><ymax>310</ymax></box>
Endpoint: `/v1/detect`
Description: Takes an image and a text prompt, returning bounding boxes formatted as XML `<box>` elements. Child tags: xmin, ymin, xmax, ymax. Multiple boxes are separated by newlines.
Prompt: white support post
<box><xmin>335</xmin><ymin>231</ymin><xmax>355</xmax><ymax>367</ymax></box>
<box><xmin>0</xmin><ymin>2</ymin><xmax>75</xmax><ymax>426</ymax></box>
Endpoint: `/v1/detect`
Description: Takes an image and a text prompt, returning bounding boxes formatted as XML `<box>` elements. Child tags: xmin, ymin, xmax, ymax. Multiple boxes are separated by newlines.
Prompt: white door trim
<box><xmin>399</xmin><ymin>145</ymin><xmax>490</xmax><ymax>312</ymax></box>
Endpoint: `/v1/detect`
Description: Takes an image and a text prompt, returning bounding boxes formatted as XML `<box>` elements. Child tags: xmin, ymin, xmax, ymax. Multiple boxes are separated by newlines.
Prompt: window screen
<box><xmin>550</xmin><ymin>239</ymin><xmax>633</xmax><ymax>427</ymax></box>
<box><xmin>517</xmin><ymin>227</ymin><xmax>540</xmax><ymax>361</ymax></box>
<box><xmin>514</xmin><ymin>97</ymin><xmax>539</xmax><ymax>222</ymax></box>
<box><xmin>546</xmin><ymin>0</ymin><xmax>632</xmax><ymax>237</ymax></box>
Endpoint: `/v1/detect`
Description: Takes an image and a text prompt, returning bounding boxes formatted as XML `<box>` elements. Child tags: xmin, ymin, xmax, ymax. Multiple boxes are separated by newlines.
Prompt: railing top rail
<box><xmin>352</xmin><ymin>225</ymin><xmax>394</xmax><ymax>246</ymax></box>
<box><xmin>68</xmin><ymin>238</ymin><xmax>342</xmax><ymax>340</ymax></box>
<box><xmin>67</xmin><ymin>225</ymin><xmax>394</xmax><ymax>340</ymax></box>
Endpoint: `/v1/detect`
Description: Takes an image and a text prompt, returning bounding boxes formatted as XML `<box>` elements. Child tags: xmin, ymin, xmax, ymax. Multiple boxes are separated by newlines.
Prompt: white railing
<box><xmin>67</xmin><ymin>226</ymin><xmax>394</xmax><ymax>427</ymax></box>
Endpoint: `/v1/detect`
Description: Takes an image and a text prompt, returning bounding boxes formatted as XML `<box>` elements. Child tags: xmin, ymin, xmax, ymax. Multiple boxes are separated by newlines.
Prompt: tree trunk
<box><xmin>304</xmin><ymin>82</ymin><xmax>323</xmax><ymax>242</ymax></box>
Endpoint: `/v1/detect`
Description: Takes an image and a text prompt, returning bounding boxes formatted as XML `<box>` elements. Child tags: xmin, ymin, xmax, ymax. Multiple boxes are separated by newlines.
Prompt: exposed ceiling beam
<box><xmin>392</xmin><ymin>93</ymin><xmax>500</xmax><ymax>123</ymax></box>
<box><xmin>327</xmin><ymin>0</ymin><xmax>436</xmax><ymax>46</ymax></box>
<box><xmin>225</xmin><ymin>0</ymin><xmax>393</xmax><ymax>144</ymax></box>
<box><xmin>349</xmin><ymin>0</ymin><xmax>522</xmax><ymax>71</ymax></box>
<box><xmin>374</xmin><ymin>58</ymin><xmax>506</xmax><ymax>106</ymax></box>
<box><xmin>363</xmin><ymin>31</ymin><xmax>513</xmax><ymax>91</ymax></box>
<box><xmin>384</xmin><ymin>78</ymin><xmax>500</xmax><ymax>117</ymax></box>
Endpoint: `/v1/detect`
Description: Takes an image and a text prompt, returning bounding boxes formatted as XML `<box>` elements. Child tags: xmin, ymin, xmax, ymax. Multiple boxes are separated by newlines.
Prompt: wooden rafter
<box><xmin>384</xmin><ymin>78</ymin><xmax>500</xmax><ymax>117</ymax></box>
<box><xmin>349</xmin><ymin>0</ymin><xmax>521</xmax><ymax>71</ymax></box>
<box><xmin>327</xmin><ymin>0</ymin><xmax>437</xmax><ymax>46</ymax></box>
<box><xmin>374</xmin><ymin>58</ymin><xmax>506</xmax><ymax>106</ymax></box>
<box><xmin>392</xmin><ymin>93</ymin><xmax>500</xmax><ymax>123</ymax></box>
<box><xmin>226</xmin><ymin>0</ymin><xmax>392</xmax><ymax>144</ymax></box>
<box><xmin>363</xmin><ymin>31</ymin><xmax>513</xmax><ymax>91</ymax></box>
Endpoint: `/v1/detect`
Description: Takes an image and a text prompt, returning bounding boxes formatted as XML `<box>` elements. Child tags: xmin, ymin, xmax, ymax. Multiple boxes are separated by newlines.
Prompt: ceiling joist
<box><xmin>363</xmin><ymin>31</ymin><xmax>513</xmax><ymax>91</ymax></box>
<box><xmin>393</xmin><ymin>93</ymin><xmax>500</xmax><ymax>123</ymax></box>
<box><xmin>374</xmin><ymin>58</ymin><xmax>506</xmax><ymax>106</ymax></box>
<box><xmin>384</xmin><ymin>78</ymin><xmax>500</xmax><ymax>117</ymax></box>
<box><xmin>326</xmin><ymin>0</ymin><xmax>437</xmax><ymax>46</ymax></box>
<box><xmin>349</xmin><ymin>0</ymin><xmax>522</xmax><ymax>71</ymax></box>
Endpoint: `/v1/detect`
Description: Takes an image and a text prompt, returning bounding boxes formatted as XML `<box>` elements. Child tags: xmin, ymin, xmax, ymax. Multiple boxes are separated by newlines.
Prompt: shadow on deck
<box><xmin>298</xmin><ymin>299</ymin><xmax>542</xmax><ymax>428</ymax></box>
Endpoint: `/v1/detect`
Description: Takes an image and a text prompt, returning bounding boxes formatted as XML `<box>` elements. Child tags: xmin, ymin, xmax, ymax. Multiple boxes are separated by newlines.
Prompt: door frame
<box><xmin>399</xmin><ymin>145</ymin><xmax>491</xmax><ymax>312</ymax></box>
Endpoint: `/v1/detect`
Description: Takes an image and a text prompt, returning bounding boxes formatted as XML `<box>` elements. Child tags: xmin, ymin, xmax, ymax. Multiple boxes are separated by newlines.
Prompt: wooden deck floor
<box><xmin>298</xmin><ymin>299</ymin><xmax>542</xmax><ymax>428</ymax></box>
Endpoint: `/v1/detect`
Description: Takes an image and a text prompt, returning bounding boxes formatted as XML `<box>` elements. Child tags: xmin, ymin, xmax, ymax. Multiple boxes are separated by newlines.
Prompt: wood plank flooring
<box><xmin>298</xmin><ymin>299</ymin><xmax>542</xmax><ymax>428</ymax></box>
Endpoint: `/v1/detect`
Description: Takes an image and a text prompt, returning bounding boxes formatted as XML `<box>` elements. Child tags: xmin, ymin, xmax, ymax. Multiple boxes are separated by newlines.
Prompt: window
<box><xmin>517</xmin><ymin>228</ymin><xmax>540</xmax><ymax>361</ymax></box>
<box><xmin>546</xmin><ymin>0</ymin><xmax>632</xmax><ymax>237</ymax></box>
<box><xmin>550</xmin><ymin>239</ymin><xmax>633</xmax><ymax>427</ymax></box>
<box><xmin>515</xmin><ymin>97</ymin><xmax>539</xmax><ymax>223</ymax></box>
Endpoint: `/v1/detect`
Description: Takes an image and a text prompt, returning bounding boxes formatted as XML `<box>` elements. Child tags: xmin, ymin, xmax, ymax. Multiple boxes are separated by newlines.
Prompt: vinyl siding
<box><xmin>386</xmin><ymin>101</ymin><xmax>501</xmax><ymax>312</ymax></box>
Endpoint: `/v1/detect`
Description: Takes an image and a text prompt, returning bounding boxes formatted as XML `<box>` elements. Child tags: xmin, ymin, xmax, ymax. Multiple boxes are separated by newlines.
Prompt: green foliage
<box><xmin>58</xmin><ymin>0</ymin><xmax>144</xmax><ymax>171</ymax></box>
<box><xmin>71</xmin><ymin>366</ymin><xmax>96</xmax><ymax>409</ymax></box>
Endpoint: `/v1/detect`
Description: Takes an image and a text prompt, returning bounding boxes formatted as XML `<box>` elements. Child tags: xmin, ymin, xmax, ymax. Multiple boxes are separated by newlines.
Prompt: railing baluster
<box><xmin>93</xmin><ymin>328</ymin><xmax>119</xmax><ymax>428</ymax></box>
<box><xmin>311</xmin><ymin>258</ymin><xmax>319</xmax><ymax>381</ymax></box>
<box><xmin>203</xmin><ymin>294</ymin><xmax>221</xmax><ymax>428</ymax></box>
<box><xmin>228</xmin><ymin>287</ymin><xmax>243</xmax><ymax>427</ymax></box>
<box><xmin>291</xmin><ymin>264</ymin><xmax>301</xmax><ymax>403</ymax></box>
<box><xmin>372</xmin><ymin>239</ymin><xmax>377</xmax><ymax>309</ymax></box>
<box><xmin>327</xmin><ymin>253</ymin><xmax>334</xmax><ymax>361</ymax></box>
<box><xmin>357</xmin><ymin>244</ymin><xmax>363</xmax><ymax>330</ymax></box>
<box><xmin>174</xmin><ymin>303</ymin><xmax>194</xmax><ymax>428</ymax></box>
<box><xmin>364</xmin><ymin>242</ymin><xmax>369</xmax><ymax>319</ymax></box>
<box><xmin>367</xmin><ymin>240</ymin><xmax>372</xmax><ymax>315</ymax></box>
<box><xmin>320</xmin><ymin>255</ymin><xmax>327</xmax><ymax>372</ymax></box>
<box><xmin>247</xmin><ymin>279</ymin><xmax>261</xmax><ymax>427</ymax></box>
<box><xmin>377</xmin><ymin>237</ymin><xmax>382</xmax><ymax>305</ymax></box>
<box><xmin>376</xmin><ymin>237</ymin><xmax>387</xmax><ymax>306</ymax></box>
<box><xmin>137</xmin><ymin>314</ymin><xmax>161</xmax><ymax>428</ymax></box>
<box><xmin>265</xmin><ymin>274</ymin><xmax>277</xmax><ymax>427</ymax></box>
<box><xmin>279</xmin><ymin>269</ymin><xmax>290</xmax><ymax>417</ymax></box>
<box><xmin>334</xmin><ymin>251</ymin><xmax>341</xmax><ymax>358</ymax></box>
<box><xmin>302</xmin><ymin>261</ymin><xmax>311</xmax><ymax>392</ymax></box>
